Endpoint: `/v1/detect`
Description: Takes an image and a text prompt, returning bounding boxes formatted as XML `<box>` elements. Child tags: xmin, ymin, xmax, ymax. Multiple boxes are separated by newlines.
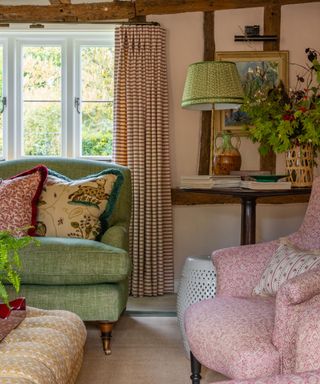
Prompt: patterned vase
<box><xmin>285</xmin><ymin>143</ymin><xmax>313</xmax><ymax>187</ymax></box>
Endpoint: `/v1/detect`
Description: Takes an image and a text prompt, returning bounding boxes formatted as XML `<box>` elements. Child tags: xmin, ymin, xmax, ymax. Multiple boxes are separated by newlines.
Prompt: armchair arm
<box><xmin>277</xmin><ymin>268</ymin><xmax>320</xmax><ymax>305</ymax></box>
<box><xmin>100</xmin><ymin>224</ymin><xmax>129</xmax><ymax>251</ymax></box>
<box><xmin>215</xmin><ymin>370</ymin><xmax>320</xmax><ymax>384</ymax></box>
<box><xmin>212</xmin><ymin>240</ymin><xmax>278</xmax><ymax>297</ymax></box>
<box><xmin>273</xmin><ymin>269</ymin><xmax>320</xmax><ymax>373</ymax></box>
<box><xmin>295</xmin><ymin>303</ymin><xmax>320</xmax><ymax>372</ymax></box>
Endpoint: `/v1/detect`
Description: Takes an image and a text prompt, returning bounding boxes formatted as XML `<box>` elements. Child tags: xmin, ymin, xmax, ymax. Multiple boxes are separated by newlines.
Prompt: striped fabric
<box><xmin>113</xmin><ymin>25</ymin><xmax>174</xmax><ymax>296</ymax></box>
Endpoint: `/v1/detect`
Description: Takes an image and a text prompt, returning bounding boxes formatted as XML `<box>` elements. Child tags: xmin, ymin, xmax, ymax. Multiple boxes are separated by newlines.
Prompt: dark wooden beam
<box><xmin>259</xmin><ymin>3</ymin><xmax>281</xmax><ymax>174</ymax></box>
<box><xmin>135</xmin><ymin>0</ymin><xmax>320</xmax><ymax>15</ymax></box>
<box><xmin>49</xmin><ymin>0</ymin><xmax>71</xmax><ymax>5</ymax></box>
<box><xmin>0</xmin><ymin>1</ymin><xmax>318</xmax><ymax>23</ymax></box>
<box><xmin>263</xmin><ymin>4</ymin><xmax>280</xmax><ymax>51</ymax></box>
<box><xmin>0</xmin><ymin>3</ymin><xmax>134</xmax><ymax>23</ymax></box>
<box><xmin>198</xmin><ymin>11</ymin><xmax>215</xmax><ymax>175</ymax></box>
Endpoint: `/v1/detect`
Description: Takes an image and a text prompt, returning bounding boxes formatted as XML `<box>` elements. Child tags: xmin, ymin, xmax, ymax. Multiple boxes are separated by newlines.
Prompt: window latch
<box><xmin>74</xmin><ymin>97</ymin><xmax>81</xmax><ymax>114</ymax></box>
<box><xmin>0</xmin><ymin>97</ymin><xmax>7</xmax><ymax>114</ymax></box>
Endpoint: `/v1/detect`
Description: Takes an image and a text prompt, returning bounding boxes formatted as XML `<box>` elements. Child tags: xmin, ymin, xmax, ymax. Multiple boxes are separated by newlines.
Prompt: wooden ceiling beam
<box><xmin>0</xmin><ymin>0</ymin><xmax>318</xmax><ymax>23</ymax></box>
<box><xmin>135</xmin><ymin>0</ymin><xmax>320</xmax><ymax>15</ymax></box>
<box><xmin>49</xmin><ymin>0</ymin><xmax>71</xmax><ymax>5</ymax></box>
<box><xmin>0</xmin><ymin>2</ymin><xmax>134</xmax><ymax>23</ymax></box>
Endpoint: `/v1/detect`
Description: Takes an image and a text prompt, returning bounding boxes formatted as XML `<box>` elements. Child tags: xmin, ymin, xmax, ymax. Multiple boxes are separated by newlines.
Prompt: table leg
<box><xmin>240</xmin><ymin>197</ymin><xmax>256</xmax><ymax>245</ymax></box>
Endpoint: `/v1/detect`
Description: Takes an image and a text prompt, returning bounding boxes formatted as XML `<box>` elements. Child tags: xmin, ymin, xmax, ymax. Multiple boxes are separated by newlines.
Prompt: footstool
<box><xmin>0</xmin><ymin>306</ymin><xmax>87</xmax><ymax>384</ymax></box>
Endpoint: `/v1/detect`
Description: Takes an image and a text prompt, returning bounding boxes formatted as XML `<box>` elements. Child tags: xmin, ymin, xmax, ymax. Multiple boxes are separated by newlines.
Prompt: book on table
<box><xmin>180</xmin><ymin>175</ymin><xmax>241</xmax><ymax>189</ymax></box>
<box><xmin>240</xmin><ymin>180</ymin><xmax>292</xmax><ymax>190</ymax></box>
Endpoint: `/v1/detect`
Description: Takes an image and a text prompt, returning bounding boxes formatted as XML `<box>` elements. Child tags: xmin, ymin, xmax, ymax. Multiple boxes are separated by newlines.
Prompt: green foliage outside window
<box><xmin>20</xmin><ymin>45</ymin><xmax>114</xmax><ymax>157</ymax></box>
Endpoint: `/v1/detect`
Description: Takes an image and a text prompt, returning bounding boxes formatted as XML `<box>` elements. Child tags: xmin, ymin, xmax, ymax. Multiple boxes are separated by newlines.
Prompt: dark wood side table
<box><xmin>173</xmin><ymin>187</ymin><xmax>311</xmax><ymax>245</ymax></box>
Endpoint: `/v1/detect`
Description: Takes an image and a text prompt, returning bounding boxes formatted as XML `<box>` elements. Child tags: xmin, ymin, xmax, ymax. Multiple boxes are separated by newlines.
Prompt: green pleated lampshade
<box><xmin>181</xmin><ymin>61</ymin><xmax>244</xmax><ymax>110</ymax></box>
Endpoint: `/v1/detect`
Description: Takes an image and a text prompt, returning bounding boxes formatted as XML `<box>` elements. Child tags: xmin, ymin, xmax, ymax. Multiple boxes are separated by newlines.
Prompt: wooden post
<box><xmin>198</xmin><ymin>11</ymin><xmax>215</xmax><ymax>175</ymax></box>
<box><xmin>260</xmin><ymin>3</ymin><xmax>281</xmax><ymax>173</ymax></box>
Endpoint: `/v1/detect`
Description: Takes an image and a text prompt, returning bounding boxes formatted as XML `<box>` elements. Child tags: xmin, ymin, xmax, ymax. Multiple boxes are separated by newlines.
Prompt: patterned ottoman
<box><xmin>0</xmin><ymin>306</ymin><xmax>87</xmax><ymax>384</ymax></box>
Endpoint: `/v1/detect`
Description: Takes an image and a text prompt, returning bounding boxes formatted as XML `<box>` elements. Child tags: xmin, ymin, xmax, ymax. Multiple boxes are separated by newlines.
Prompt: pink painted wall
<box><xmin>150</xmin><ymin>3</ymin><xmax>320</xmax><ymax>283</ymax></box>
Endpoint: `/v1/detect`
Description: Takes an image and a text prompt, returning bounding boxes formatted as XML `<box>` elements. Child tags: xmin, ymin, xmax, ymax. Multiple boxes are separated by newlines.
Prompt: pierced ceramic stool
<box><xmin>177</xmin><ymin>255</ymin><xmax>217</xmax><ymax>357</ymax></box>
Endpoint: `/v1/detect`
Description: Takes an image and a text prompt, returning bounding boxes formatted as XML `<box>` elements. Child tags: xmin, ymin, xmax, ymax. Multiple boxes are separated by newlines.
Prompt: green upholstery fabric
<box><xmin>9</xmin><ymin>280</ymin><xmax>129</xmax><ymax>321</ymax></box>
<box><xmin>0</xmin><ymin>157</ymin><xmax>131</xmax><ymax>323</ymax></box>
<box><xmin>19</xmin><ymin>237</ymin><xmax>131</xmax><ymax>285</ymax></box>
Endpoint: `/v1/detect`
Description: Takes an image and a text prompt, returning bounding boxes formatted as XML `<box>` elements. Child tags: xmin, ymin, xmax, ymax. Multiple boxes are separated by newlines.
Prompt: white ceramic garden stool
<box><xmin>177</xmin><ymin>255</ymin><xmax>217</xmax><ymax>357</ymax></box>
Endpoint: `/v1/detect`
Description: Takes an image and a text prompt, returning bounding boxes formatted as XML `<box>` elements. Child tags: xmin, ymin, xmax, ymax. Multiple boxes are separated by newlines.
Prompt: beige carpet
<box><xmin>76</xmin><ymin>315</ymin><xmax>228</xmax><ymax>384</ymax></box>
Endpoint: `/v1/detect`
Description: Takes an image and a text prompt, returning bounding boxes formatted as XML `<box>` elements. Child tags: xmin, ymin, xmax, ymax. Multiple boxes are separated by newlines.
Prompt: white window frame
<box><xmin>0</xmin><ymin>27</ymin><xmax>115</xmax><ymax>160</ymax></box>
<box><xmin>0</xmin><ymin>39</ymin><xmax>8</xmax><ymax>161</ymax></box>
<box><xmin>74</xmin><ymin>36</ymin><xmax>114</xmax><ymax>160</ymax></box>
<box><xmin>16</xmin><ymin>38</ymin><xmax>67</xmax><ymax>158</ymax></box>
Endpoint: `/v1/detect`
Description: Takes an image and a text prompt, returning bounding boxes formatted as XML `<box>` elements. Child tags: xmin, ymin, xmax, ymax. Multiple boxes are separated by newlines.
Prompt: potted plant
<box><xmin>0</xmin><ymin>229</ymin><xmax>35</xmax><ymax>317</ymax></box>
<box><xmin>242</xmin><ymin>48</ymin><xmax>320</xmax><ymax>186</ymax></box>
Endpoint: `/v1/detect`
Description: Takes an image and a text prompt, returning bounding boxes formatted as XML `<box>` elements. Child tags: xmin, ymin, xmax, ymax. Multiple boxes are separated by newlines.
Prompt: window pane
<box><xmin>0</xmin><ymin>46</ymin><xmax>3</xmax><ymax>157</ymax></box>
<box><xmin>22</xmin><ymin>46</ymin><xmax>62</xmax><ymax>156</ymax></box>
<box><xmin>81</xmin><ymin>46</ymin><xmax>114</xmax><ymax>101</ymax></box>
<box><xmin>23</xmin><ymin>46</ymin><xmax>61</xmax><ymax>100</ymax></box>
<box><xmin>23</xmin><ymin>101</ymin><xmax>61</xmax><ymax>156</ymax></box>
<box><xmin>80</xmin><ymin>46</ymin><xmax>113</xmax><ymax>157</ymax></box>
<box><xmin>81</xmin><ymin>102</ymin><xmax>113</xmax><ymax>157</ymax></box>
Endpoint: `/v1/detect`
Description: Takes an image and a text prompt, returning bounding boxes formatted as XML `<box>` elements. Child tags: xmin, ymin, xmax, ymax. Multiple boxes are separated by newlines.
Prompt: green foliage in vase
<box><xmin>242</xmin><ymin>48</ymin><xmax>320</xmax><ymax>156</ymax></box>
<box><xmin>0</xmin><ymin>230</ymin><xmax>37</xmax><ymax>307</ymax></box>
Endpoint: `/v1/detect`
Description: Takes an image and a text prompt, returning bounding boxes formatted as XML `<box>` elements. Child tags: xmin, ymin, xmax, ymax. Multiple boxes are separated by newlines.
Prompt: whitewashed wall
<box><xmin>149</xmin><ymin>2</ymin><xmax>320</xmax><ymax>283</ymax></box>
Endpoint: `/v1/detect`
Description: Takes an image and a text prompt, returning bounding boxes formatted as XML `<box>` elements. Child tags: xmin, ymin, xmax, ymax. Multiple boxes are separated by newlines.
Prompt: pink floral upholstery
<box><xmin>212</xmin><ymin>241</ymin><xmax>278</xmax><ymax>297</ymax></box>
<box><xmin>185</xmin><ymin>296</ymin><xmax>279</xmax><ymax>379</ymax></box>
<box><xmin>287</xmin><ymin>176</ymin><xmax>320</xmax><ymax>250</ymax></box>
<box><xmin>273</xmin><ymin>269</ymin><xmax>320</xmax><ymax>373</ymax></box>
<box><xmin>0</xmin><ymin>165</ymin><xmax>47</xmax><ymax>236</ymax></box>
<box><xmin>185</xmin><ymin>176</ymin><xmax>320</xmax><ymax>382</ymax></box>
<box><xmin>213</xmin><ymin>369</ymin><xmax>320</xmax><ymax>384</ymax></box>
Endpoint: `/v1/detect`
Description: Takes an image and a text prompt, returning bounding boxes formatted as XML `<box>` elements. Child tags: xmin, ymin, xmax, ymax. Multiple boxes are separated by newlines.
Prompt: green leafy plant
<box><xmin>242</xmin><ymin>48</ymin><xmax>320</xmax><ymax>156</ymax></box>
<box><xmin>0</xmin><ymin>230</ymin><xmax>36</xmax><ymax>307</ymax></box>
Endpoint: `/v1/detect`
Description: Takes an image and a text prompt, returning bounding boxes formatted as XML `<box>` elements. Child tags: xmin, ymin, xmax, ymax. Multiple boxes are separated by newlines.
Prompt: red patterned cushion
<box><xmin>0</xmin><ymin>165</ymin><xmax>48</xmax><ymax>236</ymax></box>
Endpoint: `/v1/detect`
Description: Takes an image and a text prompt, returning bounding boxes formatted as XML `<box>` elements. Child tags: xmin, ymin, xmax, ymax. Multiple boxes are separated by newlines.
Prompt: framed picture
<box><xmin>214</xmin><ymin>51</ymin><xmax>289</xmax><ymax>136</ymax></box>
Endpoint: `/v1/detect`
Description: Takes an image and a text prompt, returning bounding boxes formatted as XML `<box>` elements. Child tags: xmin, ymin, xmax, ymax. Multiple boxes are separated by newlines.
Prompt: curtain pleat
<box><xmin>113</xmin><ymin>26</ymin><xmax>174</xmax><ymax>296</ymax></box>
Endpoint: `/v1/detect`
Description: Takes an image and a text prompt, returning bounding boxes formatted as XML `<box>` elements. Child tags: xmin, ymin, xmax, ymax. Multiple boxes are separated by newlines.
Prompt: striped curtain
<box><xmin>113</xmin><ymin>25</ymin><xmax>174</xmax><ymax>296</ymax></box>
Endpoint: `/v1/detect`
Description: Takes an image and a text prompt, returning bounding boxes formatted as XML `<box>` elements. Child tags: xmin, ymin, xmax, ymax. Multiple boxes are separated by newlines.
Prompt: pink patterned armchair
<box><xmin>215</xmin><ymin>369</ymin><xmax>320</xmax><ymax>384</ymax></box>
<box><xmin>184</xmin><ymin>176</ymin><xmax>320</xmax><ymax>384</ymax></box>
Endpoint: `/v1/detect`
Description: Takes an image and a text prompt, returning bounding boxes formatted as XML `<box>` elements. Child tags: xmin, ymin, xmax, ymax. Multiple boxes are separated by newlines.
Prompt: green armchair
<box><xmin>0</xmin><ymin>157</ymin><xmax>131</xmax><ymax>354</ymax></box>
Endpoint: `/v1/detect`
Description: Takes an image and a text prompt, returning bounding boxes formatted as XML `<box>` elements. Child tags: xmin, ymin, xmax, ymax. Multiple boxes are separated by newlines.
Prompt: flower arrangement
<box><xmin>0</xmin><ymin>230</ymin><xmax>36</xmax><ymax>307</ymax></box>
<box><xmin>242</xmin><ymin>48</ymin><xmax>320</xmax><ymax>156</ymax></box>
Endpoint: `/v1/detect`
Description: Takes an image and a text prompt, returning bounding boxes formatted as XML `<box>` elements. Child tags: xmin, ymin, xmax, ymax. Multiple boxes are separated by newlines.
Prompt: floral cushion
<box><xmin>0</xmin><ymin>165</ymin><xmax>48</xmax><ymax>237</ymax></box>
<box><xmin>253</xmin><ymin>242</ymin><xmax>320</xmax><ymax>296</ymax></box>
<box><xmin>35</xmin><ymin>169</ymin><xmax>123</xmax><ymax>240</ymax></box>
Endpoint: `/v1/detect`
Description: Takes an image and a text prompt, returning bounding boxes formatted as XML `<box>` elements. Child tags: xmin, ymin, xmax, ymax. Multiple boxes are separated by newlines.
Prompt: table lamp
<box><xmin>181</xmin><ymin>61</ymin><xmax>244</xmax><ymax>174</ymax></box>
<box><xmin>181</xmin><ymin>61</ymin><xmax>244</xmax><ymax>110</ymax></box>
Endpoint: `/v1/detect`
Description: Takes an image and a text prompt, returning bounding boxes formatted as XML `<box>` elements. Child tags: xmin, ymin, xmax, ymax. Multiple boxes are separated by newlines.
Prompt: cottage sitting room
<box><xmin>0</xmin><ymin>1</ymin><xmax>319</xmax><ymax>384</ymax></box>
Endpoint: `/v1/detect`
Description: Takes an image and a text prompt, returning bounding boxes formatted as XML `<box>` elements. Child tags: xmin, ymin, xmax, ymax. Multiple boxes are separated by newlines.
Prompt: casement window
<box><xmin>0</xmin><ymin>28</ymin><xmax>114</xmax><ymax>160</ymax></box>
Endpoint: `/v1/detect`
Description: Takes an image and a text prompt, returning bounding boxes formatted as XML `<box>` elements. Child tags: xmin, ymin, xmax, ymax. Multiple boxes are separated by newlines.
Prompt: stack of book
<box><xmin>240</xmin><ymin>180</ymin><xmax>292</xmax><ymax>190</ymax></box>
<box><xmin>180</xmin><ymin>175</ymin><xmax>241</xmax><ymax>189</ymax></box>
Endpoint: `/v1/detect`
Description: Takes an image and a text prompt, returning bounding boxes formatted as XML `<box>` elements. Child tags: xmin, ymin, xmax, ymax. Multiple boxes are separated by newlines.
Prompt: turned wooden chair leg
<box><xmin>99</xmin><ymin>322</ymin><xmax>115</xmax><ymax>355</ymax></box>
<box><xmin>190</xmin><ymin>351</ymin><xmax>202</xmax><ymax>384</ymax></box>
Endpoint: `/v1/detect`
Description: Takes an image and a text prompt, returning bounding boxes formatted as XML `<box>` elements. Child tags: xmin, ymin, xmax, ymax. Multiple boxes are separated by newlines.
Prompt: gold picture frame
<box><xmin>214</xmin><ymin>51</ymin><xmax>289</xmax><ymax>136</ymax></box>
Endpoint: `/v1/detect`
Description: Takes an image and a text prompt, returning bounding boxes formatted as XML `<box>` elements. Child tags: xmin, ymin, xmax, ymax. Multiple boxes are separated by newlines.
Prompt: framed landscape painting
<box><xmin>214</xmin><ymin>51</ymin><xmax>289</xmax><ymax>136</ymax></box>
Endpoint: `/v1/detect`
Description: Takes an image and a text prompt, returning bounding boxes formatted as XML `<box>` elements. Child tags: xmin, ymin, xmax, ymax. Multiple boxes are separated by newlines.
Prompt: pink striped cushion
<box><xmin>253</xmin><ymin>242</ymin><xmax>320</xmax><ymax>296</ymax></box>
